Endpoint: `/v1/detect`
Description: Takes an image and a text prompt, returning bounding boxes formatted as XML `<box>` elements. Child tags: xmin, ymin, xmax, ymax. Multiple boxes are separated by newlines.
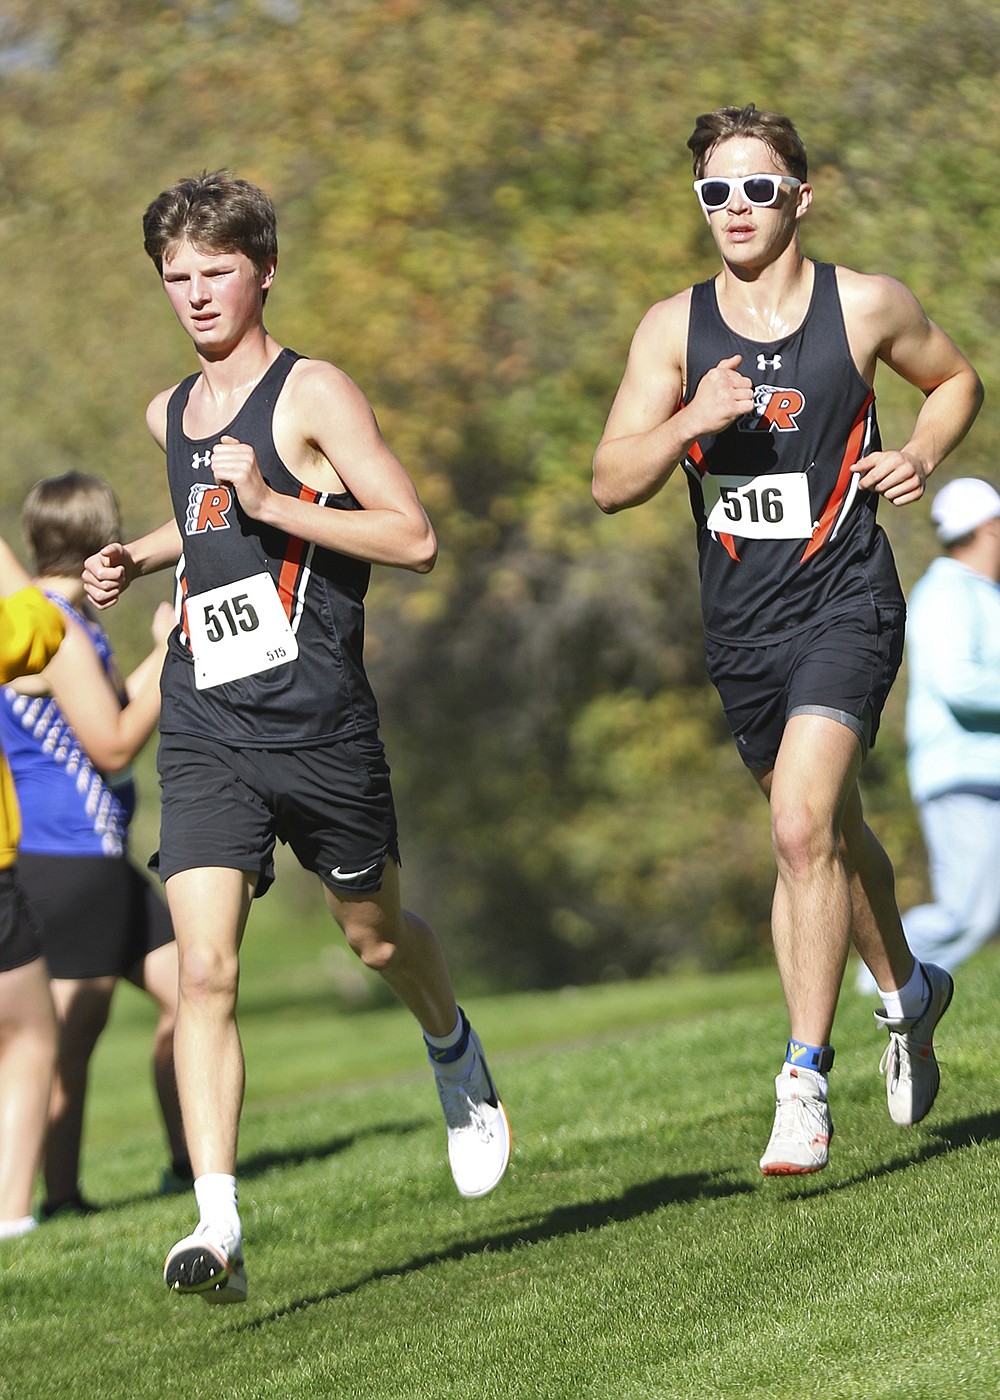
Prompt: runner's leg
<box><xmin>840</xmin><ymin>782</ymin><xmax>915</xmax><ymax>992</ymax></box>
<box><xmin>757</xmin><ymin>714</ymin><xmax>862</xmax><ymax>1045</ymax></box>
<box><xmin>163</xmin><ymin>866</ymin><xmax>255</xmax><ymax>1176</ymax></box>
<box><xmin>322</xmin><ymin>859</ymin><xmax>458</xmax><ymax>1036</ymax></box>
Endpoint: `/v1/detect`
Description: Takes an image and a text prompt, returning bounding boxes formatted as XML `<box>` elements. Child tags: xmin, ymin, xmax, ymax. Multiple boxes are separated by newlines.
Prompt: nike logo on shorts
<box><xmin>328</xmin><ymin>862</ymin><xmax>378</xmax><ymax>883</ymax></box>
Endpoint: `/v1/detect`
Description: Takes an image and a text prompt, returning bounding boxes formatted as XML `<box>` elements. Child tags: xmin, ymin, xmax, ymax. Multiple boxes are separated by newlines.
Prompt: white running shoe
<box><xmin>432</xmin><ymin>1026</ymin><xmax>512</xmax><ymax>1198</ymax></box>
<box><xmin>759</xmin><ymin>1066</ymin><xmax>832</xmax><ymax>1175</ymax></box>
<box><xmin>876</xmin><ymin>962</ymin><xmax>954</xmax><ymax>1126</ymax></box>
<box><xmin>163</xmin><ymin>1222</ymin><xmax>247</xmax><ymax>1304</ymax></box>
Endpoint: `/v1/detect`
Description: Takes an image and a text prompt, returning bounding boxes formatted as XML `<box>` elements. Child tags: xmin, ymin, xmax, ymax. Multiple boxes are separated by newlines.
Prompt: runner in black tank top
<box><xmin>682</xmin><ymin>261</ymin><xmax>903</xmax><ymax>642</ymax></box>
<box><xmin>162</xmin><ymin>346</ymin><xmax>380</xmax><ymax>748</ymax></box>
<box><xmin>594</xmin><ymin>105</ymin><xmax>981</xmax><ymax>1181</ymax></box>
<box><xmin>80</xmin><ymin>170</ymin><xmax>512</xmax><ymax>1303</ymax></box>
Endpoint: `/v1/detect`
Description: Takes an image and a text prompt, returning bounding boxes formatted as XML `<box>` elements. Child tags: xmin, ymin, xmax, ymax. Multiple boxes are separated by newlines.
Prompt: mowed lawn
<box><xmin>3</xmin><ymin>918</ymin><xmax>998</xmax><ymax>1400</ymax></box>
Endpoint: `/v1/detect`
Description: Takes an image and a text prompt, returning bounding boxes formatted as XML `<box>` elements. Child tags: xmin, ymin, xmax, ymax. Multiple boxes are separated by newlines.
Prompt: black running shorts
<box><xmin>0</xmin><ymin>867</ymin><xmax>44</xmax><ymax>974</ymax></box>
<box><xmin>704</xmin><ymin>603</ymin><xmax>905</xmax><ymax>772</ymax></box>
<box><xmin>153</xmin><ymin>731</ymin><xmax>400</xmax><ymax>897</ymax></box>
<box><xmin>17</xmin><ymin>853</ymin><xmax>174</xmax><ymax>980</ymax></box>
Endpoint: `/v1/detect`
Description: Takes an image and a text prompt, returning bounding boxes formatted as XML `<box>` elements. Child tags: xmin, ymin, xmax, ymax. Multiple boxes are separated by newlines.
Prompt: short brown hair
<box><xmin>142</xmin><ymin>170</ymin><xmax>278</xmax><ymax>278</ymax></box>
<box><xmin>687</xmin><ymin>103</ymin><xmax>808</xmax><ymax>182</ymax></box>
<box><xmin>22</xmin><ymin>472</ymin><xmax>122</xmax><ymax>575</ymax></box>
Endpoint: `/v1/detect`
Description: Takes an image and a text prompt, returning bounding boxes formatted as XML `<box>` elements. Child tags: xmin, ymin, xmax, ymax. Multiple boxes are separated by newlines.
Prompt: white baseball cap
<box><xmin>930</xmin><ymin>477</ymin><xmax>1000</xmax><ymax>544</ymax></box>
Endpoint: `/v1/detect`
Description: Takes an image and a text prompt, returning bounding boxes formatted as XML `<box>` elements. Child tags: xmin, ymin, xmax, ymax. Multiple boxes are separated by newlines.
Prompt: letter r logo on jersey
<box><xmin>738</xmin><ymin>384</ymin><xmax>806</xmax><ymax>434</ymax></box>
<box><xmin>185</xmin><ymin>482</ymin><xmax>234</xmax><ymax>534</ymax></box>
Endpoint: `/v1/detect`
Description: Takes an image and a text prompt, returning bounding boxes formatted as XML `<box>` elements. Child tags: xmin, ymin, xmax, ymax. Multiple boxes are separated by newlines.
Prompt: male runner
<box><xmin>592</xmin><ymin>104</ymin><xmax>983</xmax><ymax>1173</ymax></box>
<box><xmin>83</xmin><ymin>172</ymin><xmax>510</xmax><ymax>1301</ymax></box>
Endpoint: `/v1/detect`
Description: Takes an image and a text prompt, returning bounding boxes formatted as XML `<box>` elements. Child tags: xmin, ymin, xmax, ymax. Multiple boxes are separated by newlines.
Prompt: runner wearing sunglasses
<box><xmin>593</xmin><ymin>103</ymin><xmax>983</xmax><ymax>1174</ymax></box>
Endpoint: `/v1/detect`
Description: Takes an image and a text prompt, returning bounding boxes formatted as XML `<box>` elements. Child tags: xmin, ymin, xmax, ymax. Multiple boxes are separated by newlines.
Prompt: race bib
<box><xmin>185</xmin><ymin>572</ymin><xmax>299</xmax><ymax>690</ymax></box>
<box><xmin>702</xmin><ymin>472</ymin><xmax>815</xmax><ymax>540</ymax></box>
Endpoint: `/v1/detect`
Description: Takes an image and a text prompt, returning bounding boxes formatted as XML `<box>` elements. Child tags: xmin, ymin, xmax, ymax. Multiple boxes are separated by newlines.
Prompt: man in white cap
<box><xmin>861</xmin><ymin>477</ymin><xmax>1000</xmax><ymax>982</ymax></box>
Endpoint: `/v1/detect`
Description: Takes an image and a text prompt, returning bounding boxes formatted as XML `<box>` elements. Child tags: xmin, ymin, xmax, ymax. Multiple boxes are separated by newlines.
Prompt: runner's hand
<box><xmin>851</xmin><ymin>449</ymin><xmax>927</xmax><ymax>505</ymax></box>
<box><xmin>82</xmin><ymin>542</ymin><xmax>134</xmax><ymax>610</ymax></box>
<box><xmin>211</xmin><ymin>435</ymin><xmax>273</xmax><ymax>518</ymax></box>
<box><xmin>689</xmin><ymin>355</ymin><xmax>755</xmax><ymax>436</ymax></box>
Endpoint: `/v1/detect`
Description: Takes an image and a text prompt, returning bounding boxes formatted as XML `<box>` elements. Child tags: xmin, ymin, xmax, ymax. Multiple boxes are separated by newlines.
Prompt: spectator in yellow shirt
<box><xmin>0</xmin><ymin>534</ymin><xmax>65</xmax><ymax>1239</ymax></box>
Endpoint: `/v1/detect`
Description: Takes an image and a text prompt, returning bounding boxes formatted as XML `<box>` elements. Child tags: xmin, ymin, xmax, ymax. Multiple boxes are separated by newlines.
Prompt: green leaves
<box><xmin>0</xmin><ymin>0</ymin><xmax>995</xmax><ymax>984</ymax></box>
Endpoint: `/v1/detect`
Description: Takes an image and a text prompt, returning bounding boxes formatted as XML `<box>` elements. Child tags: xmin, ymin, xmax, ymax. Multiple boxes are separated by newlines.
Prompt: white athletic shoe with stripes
<box><xmin>759</xmin><ymin>1065</ymin><xmax>832</xmax><ymax>1175</ymax></box>
<box><xmin>432</xmin><ymin>1025</ymin><xmax>512</xmax><ymax>1198</ymax></box>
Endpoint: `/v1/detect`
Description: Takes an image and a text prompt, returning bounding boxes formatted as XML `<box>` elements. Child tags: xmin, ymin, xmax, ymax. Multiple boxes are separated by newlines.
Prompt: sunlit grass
<box><xmin>4</xmin><ymin>937</ymin><xmax>998</xmax><ymax>1400</ymax></box>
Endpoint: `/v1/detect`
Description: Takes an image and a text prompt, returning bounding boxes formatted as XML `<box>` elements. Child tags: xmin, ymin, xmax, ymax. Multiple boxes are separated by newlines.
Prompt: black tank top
<box><xmin>160</xmin><ymin>347</ymin><xmax>380</xmax><ymax>747</ymax></box>
<box><xmin>682</xmin><ymin>261</ymin><xmax>903</xmax><ymax>642</ymax></box>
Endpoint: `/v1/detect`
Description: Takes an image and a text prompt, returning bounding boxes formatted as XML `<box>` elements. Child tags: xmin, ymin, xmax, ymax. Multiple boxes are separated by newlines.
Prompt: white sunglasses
<box><xmin>693</xmin><ymin>173</ymin><xmax>802</xmax><ymax>212</ymax></box>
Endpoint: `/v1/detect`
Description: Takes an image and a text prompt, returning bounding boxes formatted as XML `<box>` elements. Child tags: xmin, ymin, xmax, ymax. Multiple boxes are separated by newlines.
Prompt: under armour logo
<box><xmin>191</xmin><ymin>450</ymin><xmax>213</xmax><ymax>471</ymax></box>
<box><xmin>757</xmin><ymin>354</ymin><xmax>782</xmax><ymax>371</ymax></box>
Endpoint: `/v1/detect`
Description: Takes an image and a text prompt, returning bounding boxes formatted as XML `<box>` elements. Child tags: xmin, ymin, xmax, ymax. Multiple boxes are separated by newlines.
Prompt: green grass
<box><xmin>3</xmin><ymin>927</ymin><xmax>999</xmax><ymax>1399</ymax></box>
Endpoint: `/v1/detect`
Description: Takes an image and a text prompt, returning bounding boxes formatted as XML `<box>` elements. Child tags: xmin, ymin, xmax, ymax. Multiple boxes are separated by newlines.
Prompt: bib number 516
<box><xmin>718</xmin><ymin>484</ymin><xmax>785</xmax><ymax>526</ymax></box>
<box><xmin>703</xmin><ymin>471</ymin><xmax>814</xmax><ymax>540</ymax></box>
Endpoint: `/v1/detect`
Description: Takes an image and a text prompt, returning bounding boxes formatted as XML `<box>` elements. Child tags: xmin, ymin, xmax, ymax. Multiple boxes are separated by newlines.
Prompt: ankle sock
<box><xmin>424</xmin><ymin>1007</ymin><xmax>472</xmax><ymax>1075</ymax></box>
<box><xmin>194</xmin><ymin>1173</ymin><xmax>241</xmax><ymax>1248</ymax></box>
<box><xmin>0</xmin><ymin>1215</ymin><xmax>37</xmax><ymax>1240</ymax></box>
<box><xmin>878</xmin><ymin>961</ymin><xmax>929</xmax><ymax>1022</ymax></box>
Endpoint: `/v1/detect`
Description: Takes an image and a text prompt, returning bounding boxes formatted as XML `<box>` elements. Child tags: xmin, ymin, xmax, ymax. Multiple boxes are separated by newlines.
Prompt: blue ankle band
<box><xmin>425</xmin><ymin>1008</ymin><xmax>471</xmax><ymax>1065</ymax></box>
<box><xmin>785</xmin><ymin>1039</ymin><xmax>835</xmax><ymax>1073</ymax></box>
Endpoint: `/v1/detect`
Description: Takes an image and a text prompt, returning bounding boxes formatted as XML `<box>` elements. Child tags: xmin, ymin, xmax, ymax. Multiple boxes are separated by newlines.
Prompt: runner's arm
<box><xmin>592</xmin><ymin>294</ymin><xmax>755</xmax><ymax>513</ymax></box>
<box><xmin>82</xmin><ymin>518</ymin><xmax>183</xmax><ymax>610</ymax></box>
<box><xmin>211</xmin><ymin>362</ymin><xmax>437</xmax><ymax>572</ymax></box>
<box><xmin>849</xmin><ymin>275</ymin><xmax>984</xmax><ymax>504</ymax></box>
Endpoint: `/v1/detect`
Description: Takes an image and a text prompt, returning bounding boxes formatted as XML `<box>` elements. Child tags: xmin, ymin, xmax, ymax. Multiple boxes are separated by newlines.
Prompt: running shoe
<box><xmin>163</xmin><ymin>1222</ymin><xmax>247</xmax><ymax>1304</ymax></box>
<box><xmin>876</xmin><ymin>962</ymin><xmax>954</xmax><ymax>1126</ymax></box>
<box><xmin>432</xmin><ymin>1026</ymin><xmax>512</xmax><ymax>1198</ymax></box>
<box><xmin>759</xmin><ymin>1066</ymin><xmax>833</xmax><ymax>1175</ymax></box>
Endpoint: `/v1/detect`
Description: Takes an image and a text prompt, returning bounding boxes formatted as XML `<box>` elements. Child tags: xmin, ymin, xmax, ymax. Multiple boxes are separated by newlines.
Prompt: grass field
<box><xmin>3</xmin><ymin>916</ymin><xmax>998</xmax><ymax>1399</ymax></box>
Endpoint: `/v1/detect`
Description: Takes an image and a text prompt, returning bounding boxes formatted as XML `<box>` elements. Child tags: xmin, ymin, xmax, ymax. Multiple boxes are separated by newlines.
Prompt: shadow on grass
<box><xmin>769</xmin><ymin>1107</ymin><xmax>1000</xmax><ymax>1200</ymax></box>
<box><xmin>99</xmin><ymin>1119</ymin><xmax>428</xmax><ymax>1210</ymax></box>
<box><xmin>236</xmin><ymin>1167</ymin><xmax>755</xmax><ymax>1330</ymax></box>
<box><xmin>237</xmin><ymin>1119</ymin><xmax>428</xmax><ymax>1179</ymax></box>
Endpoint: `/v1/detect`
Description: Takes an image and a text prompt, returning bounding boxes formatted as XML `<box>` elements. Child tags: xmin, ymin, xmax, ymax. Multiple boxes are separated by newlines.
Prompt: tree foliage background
<box><xmin>1</xmin><ymin>0</ymin><xmax>998</xmax><ymax>989</ymax></box>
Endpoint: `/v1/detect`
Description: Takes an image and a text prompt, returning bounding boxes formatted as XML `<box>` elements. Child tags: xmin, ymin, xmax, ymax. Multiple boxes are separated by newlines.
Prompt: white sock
<box><xmin>878</xmin><ymin>961</ymin><xmax>929</xmax><ymax>1022</ymax></box>
<box><xmin>781</xmin><ymin>1063</ymin><xmax>829</xmax><ymax>1098</ymax></box>
<box><xmin>0</xmin><ymin>1215</ymin><xmax>37</xmax><ymax>1240</ymax></box>
<box><xmin>423</xmin><ymin>1009</ymin><xmax>464</xmax><ymax>1052</ymax></box>
<box><xmin>424</xmin><ymin>1009</ymin><xmax>478</xmax><ymax>1079</ymax></box>
<box><xmin>194</xmin><ymin>1173</ymin><xmax>241</xmax><ymax>1246</ymax></box>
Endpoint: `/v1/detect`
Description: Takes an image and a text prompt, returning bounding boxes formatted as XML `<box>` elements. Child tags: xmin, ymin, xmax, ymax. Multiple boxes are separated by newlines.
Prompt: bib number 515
<box><xmin>202</xmin><ymin>593</ymin><xmax>260</xmax><ymax>643</ymax></box>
